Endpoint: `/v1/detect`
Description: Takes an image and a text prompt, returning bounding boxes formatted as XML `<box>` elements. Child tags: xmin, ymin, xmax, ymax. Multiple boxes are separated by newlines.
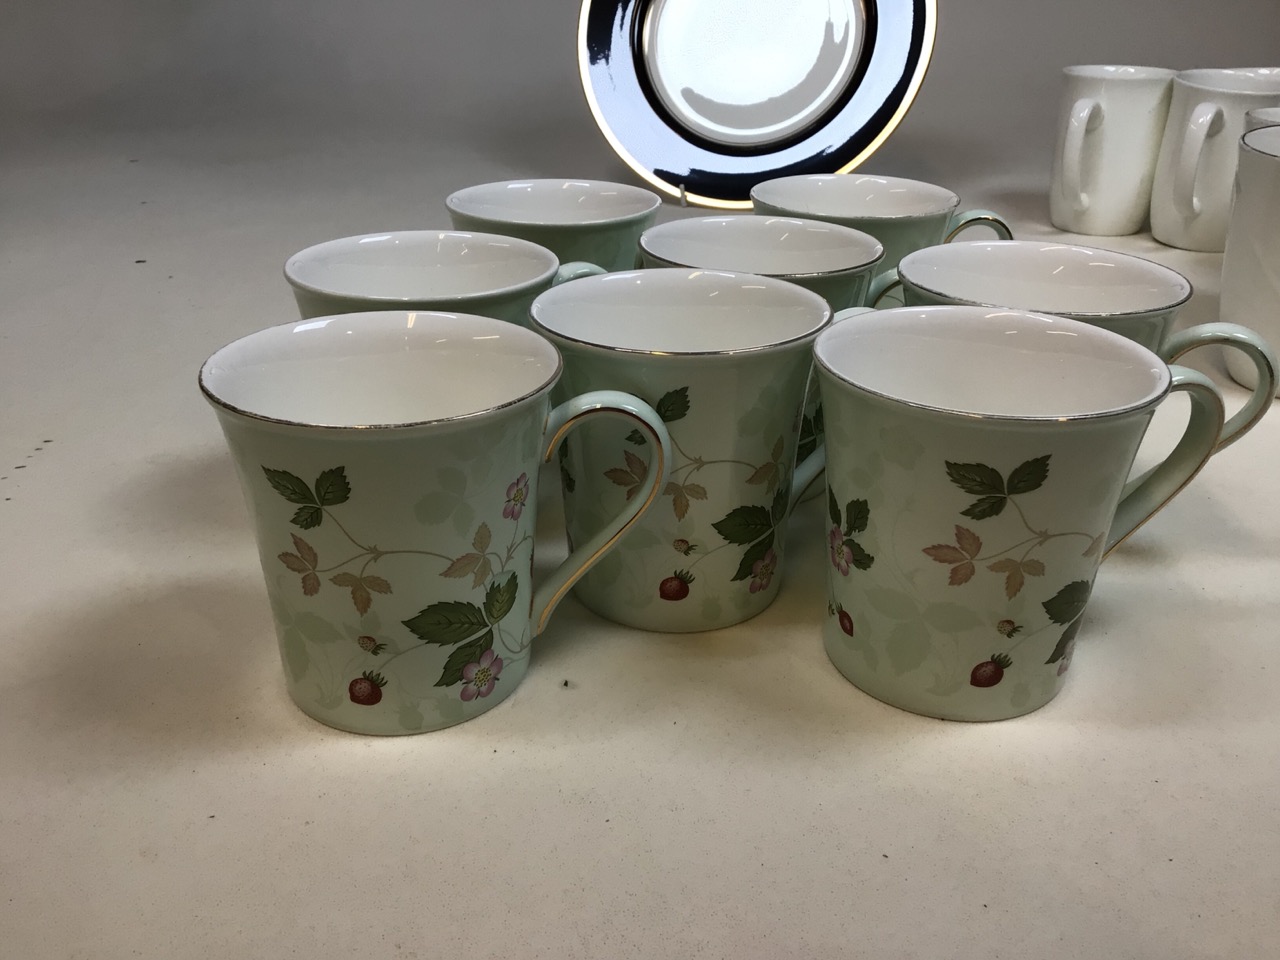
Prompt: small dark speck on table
<box><xmin>135</xmin><ymin>259</ymin><xmax>146</xmax><ymax>264</ymax></box>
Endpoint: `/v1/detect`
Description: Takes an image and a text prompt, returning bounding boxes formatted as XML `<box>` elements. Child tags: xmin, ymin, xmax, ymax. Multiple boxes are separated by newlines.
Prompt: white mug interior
<box><xmin>284</xmin><ymin>231</ymin><xmax>559</xmax><ymax>302</ymax></box>
<box><xmin>639</xmin><ymin>215</ymin><xmax>883</xmax><ymax>276</ymax></box>
<box><xmin>529</xmin><ymin>268</ymin><xmax>830</xmax><ymax>353</ymax></box>
<box><xmin>1245</xmin><ymin>106</ymin><xmax>1280</xmax><ymax>132</ymax></box>
<box><xmin>1064</xmin><ymin>64</ymin><xmax>1175</xmax><ymax>83</ymax></box>
<box><xmin>1244</xmin><ymin>125</ymin><xmax>1280</xmax><ymax>157</ymax></box>
<box><xmin>446</xmin><ymin>179</ymin><xmax>662</xmax><ymax>226</ymax></box>
<box><xmin>897</xmin><ymin>240</ymin><xmax>1191</xmax><ymax>317</ymax></box>
<box><xmin>1176</xmin><ymin>67</ymin><xmax>1280</xmax><ymax>95</ymax></box>
<box><xmin>815</xmin><ymin>306</ymin><xmax>1168</xmax><ymax>419</ymax></box>
<box><xmin>751</xmin><ymin>174</ymin><xmax>960</xmax><ymax>220</ymax></box>
<box><xmin>200</xmin><ymin>311</ymin><xmax>560</xmax><ymax>428</ymax></box>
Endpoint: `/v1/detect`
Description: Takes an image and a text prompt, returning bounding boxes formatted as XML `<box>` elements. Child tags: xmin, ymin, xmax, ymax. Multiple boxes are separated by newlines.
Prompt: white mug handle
<box><xmin>1173</xmin><ymin>101</ymin><xmax>1225</xmax><ymax>218</ymax></box>
<box><xmin>1061</xmin><ymin>97</ymin><xmax>1103</xmax><ymax>212</ymax></box>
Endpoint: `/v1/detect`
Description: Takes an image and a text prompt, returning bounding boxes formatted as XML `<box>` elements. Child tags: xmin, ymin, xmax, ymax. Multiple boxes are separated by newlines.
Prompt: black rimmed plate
<box><xmin>577</xmin><ymin>0</ymin><xmax>937</xmax><ymax>209</ymax></box>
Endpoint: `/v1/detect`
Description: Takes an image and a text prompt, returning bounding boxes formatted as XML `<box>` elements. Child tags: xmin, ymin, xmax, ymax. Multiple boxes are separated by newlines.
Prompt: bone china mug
<box><xmin>1224</xmin><ymin>126</ymin><xmax>1280</xmax><ymax>397</ymax></box>
<box><xmin>749</xmin><ymin>174</ymin><xmax>1013</xmax><ymax>282</ymax></box>
<box><xmin>1049</xmin><ymin>65</ymin><xmax>1175</xmax><ymax>236</ymax></box>
<box><xmin>891</xmin><ymin>240</ymin><xmax>1277</xmax><ymax>451</ymax></box>
<box><xmin>200</xmin><ymin>311</ymin><xmax>673</xmax><ymax>735</ymax></box>
<box><xmin>1149</xmin><ymin>67</ymin><xmax>1280</xmax><ymax>252</ymax></box>
<box><xmin>446</xmin><ymin>179</ymin><xmax>662</xmax><ymax>272</ymax></box>
<box><xmin>283</xmin><ymin>230</ymin><xmax>604</xmax><ymax>324</ymax></box>
<box><xmin>529</xmin><ymin>268</ymin><xmax>832</xmax><ymax>633</ymax></box>
<box><xmin>815</xmin><ymin>306</ymin><xmax>1225</xmax><ymax>721</ymax></box>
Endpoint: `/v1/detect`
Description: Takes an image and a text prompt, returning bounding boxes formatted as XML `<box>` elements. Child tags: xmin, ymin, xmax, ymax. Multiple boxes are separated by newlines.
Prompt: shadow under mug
<box><xmin>283</xmin><ymin>230</ymin><xmax>604</xmax><ymax>324</ymax></box>
<box><xmin>885</xmin><ymin>240</ymin><xmax>1277</xmax><ymax>452</ymax></box>
<box><xmin>200</xmin><ymin>311</ymin><xmax>673</xmax><ymax>734</ymax></box>
<box><xmin>530</xmin><ymin>268</ymin><xmax>833</xmax><ymax>633</ymax></box>
<box><xmin>815</xmin><ymin>306</ymin><xmax>1225</xmax><ymax>721</ymax></box>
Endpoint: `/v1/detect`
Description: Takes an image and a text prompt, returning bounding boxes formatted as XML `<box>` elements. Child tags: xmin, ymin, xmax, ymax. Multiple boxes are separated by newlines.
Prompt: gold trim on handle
<box><xmin>534</xmin><ymin>407</ymin><xmax>667</xmax><ymax>634</ymax></box>
<box><xmin>943</xmin><ymin>215</ymin><xmax>1008</xmax><ymax>243</ymax></box>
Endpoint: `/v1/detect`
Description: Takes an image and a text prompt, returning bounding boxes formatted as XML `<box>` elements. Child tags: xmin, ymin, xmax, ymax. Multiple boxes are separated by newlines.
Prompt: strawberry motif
<box><xmin>838</xmin><ymin>608</ymin><xmax>854</xmax><ymax>637</ymax></box>
<box><xmin>996</xmin><ymin>619</ymin><xmax>1022</xmax><ymax>638</ymax></box>
<box><xmin>348</xmin><ymin>671</ymin><xmax>387</xmax><ymax>705</ymax></box>
<box><xmin>970</xmin><ymin>654</ymin><xmax>1012</xmax><ymax>688</ymax></box>
<box><xmin>356</xmin><ymin>635</ymin><xmax>386</xmax><ymax>655</ymax></box>
<box><xmin>659</xmin><ymin>570</ymin><xmax>694</xmax><ymax>601</ymax></box>
<box><xmin>672</xmin><ymin>538</ymin><xmax>695</xmax><ymax>556</ymax></box>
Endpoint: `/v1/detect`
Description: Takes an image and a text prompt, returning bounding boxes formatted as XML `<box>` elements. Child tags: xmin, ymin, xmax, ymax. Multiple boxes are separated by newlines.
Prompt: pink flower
<box><xmin>748</xmin><ymin>548</ymin><xmax>778</xmax><ymax>594</ymax></box>
<box><xmin>460</xmin><ymin>649</ymin><xmax>504</xmax><ymax>701</ymax></box>
<box><xmin>829</xmin><ymin>525</ymin><xmax>853</xmax><ymax>576</ymax></box>
<box><xmin>503</xmin><ymin>473</ymin><xmax>529</xmax><ymax>521</ymax></box>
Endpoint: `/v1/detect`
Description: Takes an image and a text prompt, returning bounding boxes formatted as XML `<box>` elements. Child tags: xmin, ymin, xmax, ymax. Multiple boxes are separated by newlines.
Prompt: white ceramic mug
<box><xmin>1223</xmin><ymin>126</ymin><xmax>1280</xmax><ymax>397</ymax></box>
<box><xmin>1150</xmin><ymin>68</ymin><xmax>1280</xmax><ymax>252</ymax></box>
<box><xmin>1245</xmin><ymin>106</ymin><xmax>1280</xmax><ymax>133</ymax></box>
<box><xmin>1049</xmin><ymin>65</ymin><xmax>1175</xmax><ymax>236</ymax></box>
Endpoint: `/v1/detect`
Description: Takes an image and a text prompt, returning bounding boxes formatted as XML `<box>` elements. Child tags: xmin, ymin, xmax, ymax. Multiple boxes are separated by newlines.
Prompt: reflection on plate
<box><xmin>578</xmin><ymin>0</ymin><xmax>937</xmax><ymax>209</ymax></box>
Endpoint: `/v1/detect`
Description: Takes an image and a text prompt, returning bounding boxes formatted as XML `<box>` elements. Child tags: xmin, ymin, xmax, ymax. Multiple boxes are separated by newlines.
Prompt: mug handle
<box><xmin>943</xmin><ymin>209</ymin><xmax>1014</xmax><ymax>242</ymax></box>
<box><xmin>1172</xmin><ymin>102</ymin><xmax>1225</xmax><ymax>218</ymax></box>
<box><xmin>868</xmin><ymin>269</ymin><xmax>901</xmax><ymax>307</ymax></box>
<box><xmin>554</xmin><ymin>262</ymin><xmax>607</xmax><ymax>284</ymax></box>
<box><xmin>1161</xmin><ymin>322</ymin><xmax>1278</xmax><ymax>451</ymax></box>
<box><xmin>1104</xmin><ymin>366</ymin><xmax>1224</xmax><ymax>557</ymax></box>
<box><xmin>1060</xmin><ymin>97</ymin><xmax>1103</xmax><ymax>212</ymax></box>
<box><xmin>531</xmin><ymin>390</ymin><xmax>672</xmax><ymax>633</ymax></box>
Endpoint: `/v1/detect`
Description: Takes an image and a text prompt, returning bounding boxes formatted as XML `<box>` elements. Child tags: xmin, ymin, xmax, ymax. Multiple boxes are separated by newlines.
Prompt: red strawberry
<box><xmin>970</xmin><ymin>654</ymin><xmax>1012</xmax><ymax>688</ymax></box>
<box><xmin>659</xmin><ymin>570</ymin><xmax>694</xmax><ymax>601</ymax></box>
<box><xmin>348</xmin><ymin>671</ymin><xmax>387</xmax><ymax>705</ymax></box>
<box><xmin>838</xmin><ymin>608</ymin><xmax>854</xmax><ymax>637</ymax></box>
<box><xmin>356</xmin><ymin>635</ymin><xmax>386</xmax><ymax>655</ymax></box>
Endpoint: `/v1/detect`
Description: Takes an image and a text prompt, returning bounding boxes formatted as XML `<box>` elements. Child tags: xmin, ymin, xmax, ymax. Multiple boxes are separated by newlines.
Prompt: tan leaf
<box><xmin>472</xmin><ymin>523</ymin><xmax>492</xmax><ymax>553</ymax></box>
<box><xmin>924</xmin><ymin>544</ymin><xmax>968</xmax><ymax>564</ymax></box>
<box><xmin>949</xmin><ymin>561</ymin><xmax>975</xmax><ymax>586</ymax></box>
<box><xmin>330</xmin><ymin>572</ymin><xmax>361</xmax><ymax>588</ymax></box>
<box><xmin>471</xmin><ymin>555</ymin><xmax>493</xmax><ymax>590</ymax></box>
<box><xmin>986</xmin><ymin>559</ymin><xmax>1019</xmax><ymax>573</ymax></box>
<box><xmin>605</xmin><ymin>468</ymin><xmax>637</xmax><ymax>487</ymax></box>
<box><xmin>746</xmin><ymin>463</ymin><xmax>775</xmax><ymax>486</ymax></box>
<box><xmin>955</xmin><ymin>526</ymin><xmax>982</xmax><ymax>559</ymax></box>
<box><xmin>663</xmin><ymin>481</ymin><xmax>682</xmax><ymax>496</ymax></box>
<box><xmin>623</xmin><ymin>450</ymin><xmax>648</xmax><ymax>481</ymax></box>
<box><xmin>671</xmin><ymin>488</ymin><xmax>690</xmax><ymax>521</ymax></box>
<box><xmin>684</xmin><ymin>483</ymin><xmax>708</xmax><ymax>500</ymax></box>
<box><xmin>301</xmin><ymin>572</ymin><xmax>320</xmax><ymax>596</ymax></box>
<box><xmin>350</xmin><ymin>583</ymin><xmax>372</xmax><ymax>615</ymax></box>
<box><xmin>363</xmin><ymin>576</ymin><xmax>392</xmax><ymax>594</ymax></box>
<box><xmin>279</xmin><ymin>551</ymin><xmax>312</xmax><ymax>574</ymax></box>
<box><xmin>771</xmin><ymin>436</ymin><xmax>784</xmax><ymax>462</ymax></box>
<box><xmin>1021</xmin><ymin>559</ymin><xmax>1046</xmax><ymax>577</ymax></box>
<box><xmin>1004</xmin><ymin>567</ymin><xmax>1025</xmax><ymax>599</ymax></box>
<box><xmin>440</xmin><ymin>553</ymin><xmax>482</xmax><ymax>578</ymax></box>
<box><xmin>291</xmin><ymin>534</ymin><xmax>318</xmax><ymax>569</ymax></box>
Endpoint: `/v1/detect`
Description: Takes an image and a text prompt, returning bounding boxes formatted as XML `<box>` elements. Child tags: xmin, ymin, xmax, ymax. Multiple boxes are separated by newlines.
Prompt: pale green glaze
<box><xmin>449</xmin><ymin>211</ymin><xmax>657</xmax><ymax>273</ymax></box>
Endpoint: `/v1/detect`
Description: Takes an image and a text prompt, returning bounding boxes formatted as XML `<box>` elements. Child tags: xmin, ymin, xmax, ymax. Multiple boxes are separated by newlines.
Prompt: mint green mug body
<box><xmin>814</xmin><ymin>306</ymin><xmax>1224</xmax><ymax>721</ymax></box>
<box><xmin>284</xmin><ymin>230</ymin><xmax>604</xmax><ymax>326</ymax></box>
<box><xmin>200</xmin><ymin>311</ymin><xmax>672</xmax><ymax>734</ymax></box>
<box><xmin>893</xmin><ymin>240</ymin><xmax>1277</xmax><ymax>451</ymax></box>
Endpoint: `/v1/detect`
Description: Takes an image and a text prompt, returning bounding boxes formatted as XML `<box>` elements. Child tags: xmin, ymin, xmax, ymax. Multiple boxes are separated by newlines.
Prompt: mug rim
<box><xmin>1063</xmin><ymin>64</ymin><xmax>1176</xmax><ymax>82</ymax></box>
<box><xmin>1243</xmin><ymin>124</ymin><xmax>1280</xmax><ymax>158</ymax></box>
<box><xmin>750</xmin><ymin>173</ymin><xmax>961</xmax><ymax>221</ymax></box>
<box><xmin>529</xmin><ymin>267</ymin><xmax>832</xmax><ymax>357</ymax></box>
<box><xmin>199</xmin><ymin>310</ymin><xmax>563</xmax><ymax>431</ymax></box>
<box><xmin>814</xmin><ymin>305</ymin><xmax>1171</xmax><ymax>422</ymax></box>
<box><xmin>446</xmin><ymin>178</ymin><xmax>663</xmax><ymax>227</ymax></box>
<box><xmin>638</xmin><ymin>214</ymin><xmax>885</xmax><ymax>278</ymax></box>
<box><xmin>283</xmin><ymin>230</ymin><xmax>561</xmax><ymax>305</ymax></box>
<box><xmin>1174</xmin><ymin>66</ymin><xmax>1280</xmax><ymax>94</ymax></box>
<box><xmin>896</xmin><ymin>240</ymin><xmax>1193</xmax><ymax>319</ymax></box>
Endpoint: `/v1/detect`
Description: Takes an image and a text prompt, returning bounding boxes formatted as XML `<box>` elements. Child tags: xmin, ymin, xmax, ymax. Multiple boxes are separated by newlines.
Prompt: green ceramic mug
<box><xmin>200</xmin><ymin>311</ymin><xmax>673</xmax><ymax>735</ymax></box>
<box><xmin>888</xmin><ymin>240</ymin><xmax>1277</xmax><ymax>451</ymax></box>
<box><xmin>815</xmin><ymin>305</ymin><xmax>1225</xmax><ymax>721</ymax></box>
<box><xmin>283</xmin><ymin>230</ymin><xmax>604</xmax><ymax>325</ymax></box>
<box><xmin>446</xmin><ymin>179</ymin><xmax>662</xmax><ymax>272</ymax></box>
<box><xmin>530</xmin><ymin>268</ymin><xmax>832</xmax><ymax>633</ymax></box>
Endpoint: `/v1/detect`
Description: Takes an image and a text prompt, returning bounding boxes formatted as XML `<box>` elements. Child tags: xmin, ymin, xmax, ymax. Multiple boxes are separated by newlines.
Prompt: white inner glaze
<box><xmin>751</xmin><ymin>174</ymin><xmax>959</xmax><ymax>219</ymax></box>
<box><xmin>201</xmin><ymin>312</ymin><xmax>559</xmax><ymax>427</ymax></box>
<box><xmin>816</xmin><ymin>306</ymin><xmax>1168</xmax><ymax>418</ymax></box>
<box><xmin>446</xmin><ymin>180</ymin><xmax>661</xmax><ymax>225</ymax></box>
<box><xmin>898</xmin><ymin>241</ymin><xmax>1190</xmax><ymax>316</ymax></box>
<box><xmin>1244</xmin><ymin>125</ymin><xmax>1280</xmax><ymax>157</ymax></box>
<box><xmin>640</xmin><ymin>215</ymin><xmax>882</xmax><ymax>275</ymax></box>
<box><xmin>1177</xmin><ymin>67</ymin><xmax>1280</xmax><ymax>94</ymax></box>
<box><xmin>1064</xmin><ymin>64</ymin><xmax>1175</xmax><ymax>82</ymax></box>
<box><xmin>284</xmin><ymin>231</ymin><xmax>557</xmax><ymax>301</ymax></box>
<box><xmin>530</xmin><ymin>268</ymin><xmax>829</xmax><ymax>353</ymax></box>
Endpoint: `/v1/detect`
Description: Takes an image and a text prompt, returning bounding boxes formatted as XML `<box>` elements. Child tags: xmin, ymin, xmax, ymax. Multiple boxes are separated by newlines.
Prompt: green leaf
<box><xmin>402</xmin><ymin>601</ymin><xmax>489</xmax><ymax>645</ymax></box>
<box><xmin>291</xmin><ymin>505</ymin><xmax>324</xmax><ymax>529</ymax></box>
<box><xmin>280</xmin><ymin>628</ymin><xmax>310</xmax><ymax>681</ymax></box>
<box><xmin>263</xmin><ymin>467</ymin><xmax>317</xmax><ymax>505</ymax></box>
<box><xmin>314</xmin><ymin>466</ymin><xmax>351</xmax><ymax>506</ymax></box>
<box><xmin>843</xmin><ymin>538</ymin><xmax>874</xmax><ymax>570</ymax></box>
<box><xmin>844</xmin><ymin>498</ymin><xmax>869</xmax><ymax>535</ymax></box>
<box><xmin>1006</xmin><ymin>455</ymin><xmax>1051</xmax><ymax>496</ymax></box>
<box><xmin>827</xmin><ymin>486</ymin><xmax>840</xmax><ymax>527</ymax></box>
<box><xmin>731</xmin><ymin>532</ymin><xmax>775</xmax><ymax>582</ymax></box>
<box><xmin>712</xmin><ymin>505</ymin><xmax>774</xmax><ymax>545</ymax></box>
<box><xmin>655</xmin><ymin>387</ymin><xmax>690</xmax><ymax>423</ymax></box>
<box><xmin>797</xmin><ymin>414</ymin><xmax>819</xmax><ymax>462</ymax></box>
<box><xmin>1043</xmin><ymin>580</ymin><xmax>1092</xmax><ymax>626</ymax></box>
<box><xmin>865</xmin><ymin>588</ymin><xmax>918</xmax><ymax>621</ymax></box>
<box><xmin>770</xmin><ymin>486</ymin><xmax>788</xmax><ymax>525</ymax></box>
<box><xmin>484</xmin><ymin>573</ymin><xmax>519</xmax><ymax>623</ymax></box>
<box><xmin>293</xmin><ymin>613</ymin><xmax>344</xmax><ymax>646</ymax></box>
<box><xmin>886</xmin><ymin>622</ymin><xmax>931</xmax><ymax>675</ymax></box>
<box><xmin>945</xmin><ymin>461</ymin><xmax>1005</xmax><ymax>497</ymax></box>
<box><xmin>1045</xmin><ymin>617</ymin><xmax>1084</xmax><ymax>664</ymax></box>
<box><xmin>625</xmin><ymin>428</ymin><xmax>648</xmax><ymax>446</ymax></box>
<box><xmin>559</xmin><ymin>463</ymin><xmax>576</xmax><ymax>494</ymax></box>
<box><xmin>435</xmin><ymin>631</ymin><xmax>494</xmax><ymax>687</ymax></box>
<box><xmin>922</xmin><ymin>602</ymin><xmax>982</xmax><ymax>633</ymax></box>
<box><xmin>960</xmin><ymin>495</ymin><xmax>1007</xmax><ymax>521</ymax></box>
